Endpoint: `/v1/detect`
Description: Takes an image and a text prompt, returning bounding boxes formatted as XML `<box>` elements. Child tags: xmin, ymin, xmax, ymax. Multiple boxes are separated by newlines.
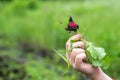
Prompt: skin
<box><xmin>66</xmin><ymin>34</ymin><xmax>112</xmax><ymax>80</ymax></box>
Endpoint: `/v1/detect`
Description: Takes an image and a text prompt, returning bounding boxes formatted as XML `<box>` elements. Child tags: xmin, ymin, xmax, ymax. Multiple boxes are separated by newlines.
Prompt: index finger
<box><xmin>66</xmin><ymin>34</ymin><xmax>82</xmax><ymax>50</ymax></box>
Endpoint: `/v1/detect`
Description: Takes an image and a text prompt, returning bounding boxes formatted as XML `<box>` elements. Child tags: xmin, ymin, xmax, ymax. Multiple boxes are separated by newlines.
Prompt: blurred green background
<box><xmin>0</xmin><ymin>0</ymin><xmax>120</xmax><ymax>80</ymax></box>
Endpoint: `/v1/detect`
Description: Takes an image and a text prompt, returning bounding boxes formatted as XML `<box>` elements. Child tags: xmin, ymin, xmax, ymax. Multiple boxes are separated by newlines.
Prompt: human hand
<box><xmin>66</xmin><ymin>34</ymin><xmax>112</xmax><ymax>80</ymax></box>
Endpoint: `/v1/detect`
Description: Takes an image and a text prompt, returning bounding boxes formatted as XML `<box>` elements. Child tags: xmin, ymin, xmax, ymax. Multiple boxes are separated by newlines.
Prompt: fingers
<box><xmin>70</xmin><ymin>48</ymin><xmax>85</xmax><ymax>66</ymax></box>
<box><xmin>72</xmin><ymin>41</ymin><xmax>85</xmax><ymax>49</ymax></box>
<box><xmin>66</xmin><ymin>34</ymin><xmax>82</xmax><ymax>61</ymax></box>
<box><xmin>70</xmin><ymin>34</ymin><xmax>82</xmax><ymax>41</ymax></box>
<box><xmin>66</xmin><ymin>34</ymin><xmax>86</xmax><ymax>66</ymax></box>
<box><xmin>74</xmin><ymin>53</ymin><xmax>86</xmax><ymax>70</ymax></box>
<box><xmin>66</xmin><ymin>34</ymin><xmax>82</xmax><ymax>50</ymax></box>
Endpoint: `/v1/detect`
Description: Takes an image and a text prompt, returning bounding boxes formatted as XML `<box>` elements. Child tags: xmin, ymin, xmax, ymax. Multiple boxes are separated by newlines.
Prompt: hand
<box><xmin>66</xmin><ymin>34</ymin><xmax>112</xmax><ymax>80</ymax></box>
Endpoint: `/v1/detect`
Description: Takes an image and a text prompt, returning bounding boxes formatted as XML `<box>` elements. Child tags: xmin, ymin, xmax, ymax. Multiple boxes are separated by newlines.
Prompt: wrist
<box><xmin>88</xmin><ymin>67</ymin><xmax>112</xmax><ymax>80</ymax></box>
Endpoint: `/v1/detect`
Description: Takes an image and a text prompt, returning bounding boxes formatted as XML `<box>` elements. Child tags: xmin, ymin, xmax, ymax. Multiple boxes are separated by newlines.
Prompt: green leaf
<box><xmin>94</xmin><ymin>47</ymin><xmax>106</xmax><ymax>60</ymax></box>
<box><xmin>85</xmin><ymin>41</ymin><xmax>94</xmax><ymax>48</ymax></box>
<box><xmin>53</xmin><ymin>49</ymin><xmax>70</xmax><ymax>75</ymax></box>
<box><xmin>101</xmin><ymin>56</ymin><xmax>110</xmax><ymax>69</ymax></box>
<box><xmin>91</xmin><ymin>59</ymin><xmax>102</xmax><ymax>67</ymax></box>
<box><xmin>85</xmin><ymin>41</ymin><xmax>110</xmax><ymax>69</ymax></box>
<box><xmin>86</xmin><ymin>46</ymin><xmax>98</xmax><ymax>59</ymax></box>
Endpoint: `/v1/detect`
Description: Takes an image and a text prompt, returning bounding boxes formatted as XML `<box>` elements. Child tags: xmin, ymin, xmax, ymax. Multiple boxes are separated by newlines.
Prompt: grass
<box><xmin>0</xmin><ymin>0</ymin><xmax>120</xmax><ymax>80</ymax></box>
